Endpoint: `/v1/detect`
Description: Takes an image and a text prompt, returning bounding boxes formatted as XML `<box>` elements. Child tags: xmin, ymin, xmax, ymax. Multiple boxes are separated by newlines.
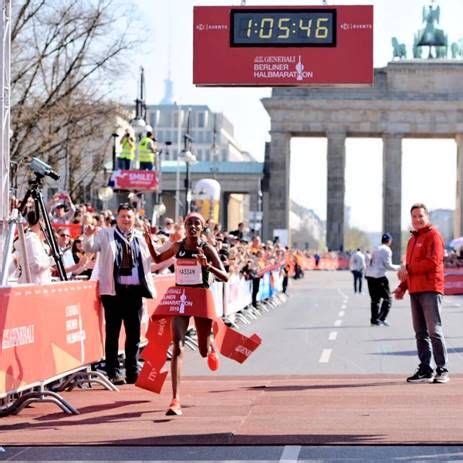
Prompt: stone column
<box><xmin>266</xmin><ymin>131</ymin><xmax>291</xmax><ymax>243</ymax></box>
<box><xmin>455</xmin><ymin>135</ymin><xmax>463</xmax><ymax>238</ymax></box>
<box><xmin>382</xmin><ymin>133</ymin><xmax>402</xmax><ymax>263</ymax></box>
<box><xmin>326</xmin><ymin>131</ymin><xmax>346</xmax><ymax>251</ymax></box>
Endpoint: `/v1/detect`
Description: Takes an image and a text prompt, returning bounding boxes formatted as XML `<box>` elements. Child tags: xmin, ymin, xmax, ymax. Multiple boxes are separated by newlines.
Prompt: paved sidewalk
<box><xmin>2</xmin><ymin>374</ymin><xmax>463</xmax><ymax>446</ymax></box>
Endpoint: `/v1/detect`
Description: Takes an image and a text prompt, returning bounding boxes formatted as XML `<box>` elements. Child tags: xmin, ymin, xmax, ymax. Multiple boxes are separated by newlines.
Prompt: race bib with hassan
<box><xmin>175</xmin><ymin>258</ymin><xmax>203</xmax><ymax>285</ymax></box>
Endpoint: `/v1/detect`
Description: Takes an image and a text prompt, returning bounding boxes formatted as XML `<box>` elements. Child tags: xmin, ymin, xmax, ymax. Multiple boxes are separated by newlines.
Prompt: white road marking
<box><xmin>338</xmin><ymin>310</ymin><xmax>345</xmax><ymax>317</ymax></box>
<box><xmin>341</xmin><ymin>304</ymin><xmax>347</xmax><ymax>310</ymax></box>
<box><xmin>328</xmin><ymin>331</ymin><xmax>338</xmax><ymax>341</ymax></box>
<box><xmin>280</xmin><ymin>445</ymin><xmax>301</xmax><ymax>462</ymax></box>
<box><xmin>319</xmin><ymin>348</ymin><xmax>332</xmax><ymax>363</ymax></box>
<box><xmin>337</xmin><ymin>288</ymin><xmax>348</xmax><ymax>299</ymax></box>
<box><xmin>334</xmin><ymin>319</ymin><xmax>343</xmax><ymax>327</ymax></box>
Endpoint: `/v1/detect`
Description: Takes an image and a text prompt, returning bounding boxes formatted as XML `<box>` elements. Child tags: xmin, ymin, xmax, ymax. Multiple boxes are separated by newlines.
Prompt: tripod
<box><xmin>18</xmin><ymin>175</ymin><xmax>68</xmax><ymax>281</ymax></box>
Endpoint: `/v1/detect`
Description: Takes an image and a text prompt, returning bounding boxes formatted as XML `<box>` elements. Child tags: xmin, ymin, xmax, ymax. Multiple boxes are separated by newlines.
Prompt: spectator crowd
<box><xmin>9</xmin><ymin>192</ymin><xmax>306</xmax><ymax>298</ymax></box>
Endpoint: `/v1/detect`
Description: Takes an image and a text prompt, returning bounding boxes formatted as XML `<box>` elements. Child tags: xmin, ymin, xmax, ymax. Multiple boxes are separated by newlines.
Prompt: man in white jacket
<box><xmin>84</xmin><ymin>203</ymin><xmax>156</xmax><ymax>385</ymax></box>
<box><xmin>365</xmin><ymin>233</ymin><xmax>400</xmax><ymax>326</ymax></box>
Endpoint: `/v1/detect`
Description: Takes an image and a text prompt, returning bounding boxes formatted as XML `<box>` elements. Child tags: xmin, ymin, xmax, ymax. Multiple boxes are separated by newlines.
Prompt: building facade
<box><xmin>146</xmin><ymin>104</ymin><xmax>253</xmax><ymax>163</ymax></box>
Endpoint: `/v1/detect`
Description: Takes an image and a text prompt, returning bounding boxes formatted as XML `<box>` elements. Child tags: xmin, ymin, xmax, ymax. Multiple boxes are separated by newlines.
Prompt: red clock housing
<box><xmin>193</xmin><ymin>5</ymin><xmax>373</xmax><ymax>87</ymax></box>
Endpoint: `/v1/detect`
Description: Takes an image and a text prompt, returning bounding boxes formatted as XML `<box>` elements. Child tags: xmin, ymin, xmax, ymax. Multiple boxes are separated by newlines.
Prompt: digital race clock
<box><xmin>193</xmin><ymin>5</ymin><xmax>373</xmax><ymax>87</ymax></box>
<box><xmin>231</xmin><ymin>9</ymin><xmax>336</xmax><ymax>47</ymax></box>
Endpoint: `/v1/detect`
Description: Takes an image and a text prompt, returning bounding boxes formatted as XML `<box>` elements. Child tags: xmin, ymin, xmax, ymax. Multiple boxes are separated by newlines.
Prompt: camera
<box><xmin>29</xmin><ymin>157</ymin><xmax>60</xmax><ymax>180</ymax></box>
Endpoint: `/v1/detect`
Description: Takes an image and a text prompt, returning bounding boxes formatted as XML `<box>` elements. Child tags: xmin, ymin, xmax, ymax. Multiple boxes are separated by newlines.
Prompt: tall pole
<box><xmin>111</xmin><ymin>132</ymin><xmax>118</xmax><ymax>171</ymax></box>
<box><xmin>183</xmin><ymin>108</ymin><xmax>193</xmax><ymax>216</ymax></box>
<box><xmin>175</xmin><ymin>106</ymin><xmax>183</xmax><ymax>221</ymax></box>
<box><xmin>0</xmin><ymin>0</ymin><xmax>11</xmax><ymax>228</ymax></box>
<box><xmin>185</xmin><ymin>158</ymin><xmax>191</xmax><ymax>214</ymax></box>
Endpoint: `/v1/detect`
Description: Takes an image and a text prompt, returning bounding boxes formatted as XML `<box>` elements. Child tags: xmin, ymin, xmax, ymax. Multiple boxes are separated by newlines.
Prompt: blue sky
<box><xmin>120</xmin><ymin>0</ymin><xmax>463</xmax><ymax>231</ymax></box>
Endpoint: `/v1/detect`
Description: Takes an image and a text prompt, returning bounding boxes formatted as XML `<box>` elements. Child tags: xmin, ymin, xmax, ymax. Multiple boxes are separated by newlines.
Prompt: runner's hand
<box><xmin>195</xmin><ymin>248</ymin><xmax>208</xmax><ymax>267</ymax></box>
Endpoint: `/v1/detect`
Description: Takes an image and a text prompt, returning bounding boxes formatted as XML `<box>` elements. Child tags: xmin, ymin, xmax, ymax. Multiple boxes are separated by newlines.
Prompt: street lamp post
<box><xmin>111</xmin><ymin>132</ymin><xmax>119</xmax><ymax>171</ymax></box>
<box><xmin>179</xmin><ymin>109</ymin><xmax>194</xmax><ymax>217</ymax></box>
<box><xmin>152</xmin><ymin>140</ymin><xmax>171</xmax><ymax>226</ymax></box>
<box><xmin>184</xmin><ymin>149</ymin><xmax>197</xmax><ymax>215</ymax></box>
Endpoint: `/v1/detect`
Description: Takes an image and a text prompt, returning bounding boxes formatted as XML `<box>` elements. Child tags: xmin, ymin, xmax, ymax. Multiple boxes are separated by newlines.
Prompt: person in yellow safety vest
<box><xmin>138</xmin><ymin>131</ymin><xmax>157</xmax><ymax>171</ymax></box>
<box><xmin>117</xmin><ymin>129</ymin><xmax>135</xmax><ymax>170</ymax></box>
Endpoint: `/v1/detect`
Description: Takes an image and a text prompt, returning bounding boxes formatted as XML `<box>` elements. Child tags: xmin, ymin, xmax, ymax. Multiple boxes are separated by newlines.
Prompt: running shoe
<box><xmin>165</xmin><ymin>398</ymin><xmax>182</xmax><ymax>416</ymax></box>
<box><xmin>406</xmin><ymin>368</ymin><xmax>434</xmax><ymax>383</ymax></box>
<box><xmin>207</xmin><ymin>351</ymin><xmax>220</xmax><ymax>371</ymax></box>
<box><xmin>433</xmin><ymin>367</ymin><xmax>450</xmax><ymax>384</ymax></box>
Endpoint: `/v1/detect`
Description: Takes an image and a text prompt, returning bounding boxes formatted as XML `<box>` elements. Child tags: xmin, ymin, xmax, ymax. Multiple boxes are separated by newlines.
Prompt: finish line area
<box><xmin>2</xmin><ymin>374</ymin><xmax>463</xmax><ymax>447</ymax></box>
<box><xmin>2</xmin><ymin>272</ymin><xmax>463</xmax><ymax>455</ymax></box>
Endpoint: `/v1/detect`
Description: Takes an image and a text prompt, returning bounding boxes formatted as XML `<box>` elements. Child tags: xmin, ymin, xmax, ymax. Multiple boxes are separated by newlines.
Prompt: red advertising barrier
<box><xmin>0</xmin><ymin>281</ymin><xmax>103</xmax><ymax>396</ymax></box>
<box><xmin>444</xmin><ymin>268</ymin><xmax>463</xmax><ymax>295</ymax></box>
<box><xmin>299</xmin><ymin>256</ymin><xmax>349</xmax><ymax>271</ymax></box>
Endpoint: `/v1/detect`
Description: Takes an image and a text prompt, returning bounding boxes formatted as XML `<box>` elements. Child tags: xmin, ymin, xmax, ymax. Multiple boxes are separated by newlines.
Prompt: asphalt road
<box><xmin>3</xmin><ymin>271</ymin><xmax>463</xmax><ymax>462</ymax></box>
<box><xmin>184</xmin><ymin>270</ymin><xmax>463</xmax><ymax>376</ymax></box>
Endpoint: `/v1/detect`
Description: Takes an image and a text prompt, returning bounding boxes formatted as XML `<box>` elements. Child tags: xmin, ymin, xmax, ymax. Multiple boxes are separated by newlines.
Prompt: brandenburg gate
<box><xmin>262</xmin><ymin>61</ymin><xmax>463</xmax><ymax>258</ymax></box>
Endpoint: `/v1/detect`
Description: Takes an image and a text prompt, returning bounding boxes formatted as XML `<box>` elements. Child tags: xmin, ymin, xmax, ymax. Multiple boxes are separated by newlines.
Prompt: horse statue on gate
<box><xmin>391</xmin><ymin>37</ymin><xmax>407</xmax><ymax>60</ymax></box>
<box><xmin>451</xmin><ymin>39</ymin><xmax>463</xmax><ymax>59</ymax></box>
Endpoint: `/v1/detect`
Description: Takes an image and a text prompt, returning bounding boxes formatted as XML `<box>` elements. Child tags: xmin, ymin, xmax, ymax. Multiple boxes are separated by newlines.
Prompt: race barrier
<box><xmin>0</xmin><ymin>269</ymin><xmax>283</xmax><ymax>413</ymax></box>
<box><xmin>444</xmin><ymin>267</ymin><xmax>463</xmax><ymax>295</ymax></box>
<box><xmin>298</xmin><ymin>255</ymin><xmax>350</xmax><ymax>271</ymax></box>
<box><xmin>0</xmin><ymin>281</ymin><xmax>103</xmax><ymax>397</ymax></box>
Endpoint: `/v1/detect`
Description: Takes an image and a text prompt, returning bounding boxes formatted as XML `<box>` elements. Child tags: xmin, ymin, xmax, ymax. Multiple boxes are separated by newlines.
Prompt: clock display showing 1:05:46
<box><xmin>231</xmin><ymin>9</ymin><xmax>336</xmax><ymax>47</ymax></box>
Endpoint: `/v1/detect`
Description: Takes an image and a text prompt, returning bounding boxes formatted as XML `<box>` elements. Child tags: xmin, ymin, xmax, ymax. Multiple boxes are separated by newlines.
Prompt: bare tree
<box><xmin>10</xmin><ymin>0</ymin><xmax>139</xmax><ymax>197</ymax></box>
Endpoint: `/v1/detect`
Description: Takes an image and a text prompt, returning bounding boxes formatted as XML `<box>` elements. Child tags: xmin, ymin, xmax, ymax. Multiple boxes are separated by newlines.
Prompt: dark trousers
<box><xmin>282</xmin><ymin>275</ymin><xmax>289</xmax><ymax>294</ymax></box>
<box><xmin>410</xmin><ymin>292</ymin><xmax>448</xmax><ymax>370</ymax></box>
<box><xmin>252</xmin><ymin>277</ymin><xmax>261</xmax><ymax>307</ymax></box>
<box><xmin>101</xmin><ymin>286</ymin><xmax>143</xmax><ymax>379</ymax></box>
<box><xmin>351</xmin><ymin>270</ymin><xmax>363</xmax><ymax>293</ymax></box>
<box><xmin>139</xmin><ymin>161</ymin><xmax>153</xmax><ymax>170</ymax></box>
<box><xmin>366</xmin><ymin>276</ymin><xmax>392</xmax><ymax>323</ymax></box>
<box><xmin>117</xmin><ymin>158</ymin><xmax>131</xmax><ymax>170</ymax></box>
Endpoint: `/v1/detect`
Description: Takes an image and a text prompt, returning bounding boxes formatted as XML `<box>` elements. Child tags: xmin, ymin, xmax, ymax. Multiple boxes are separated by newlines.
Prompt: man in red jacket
<box><xmin>394</xmin><ymin>203</ymin><xmax>448</xmax><ymax>384</ymax></box>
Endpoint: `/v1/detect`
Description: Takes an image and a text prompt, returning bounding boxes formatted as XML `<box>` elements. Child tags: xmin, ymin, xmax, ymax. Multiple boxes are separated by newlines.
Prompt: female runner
<box><xmin>144</xmin><ymin>212</ymin><xmax>228</xmax><ymax>415</ymax></box>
